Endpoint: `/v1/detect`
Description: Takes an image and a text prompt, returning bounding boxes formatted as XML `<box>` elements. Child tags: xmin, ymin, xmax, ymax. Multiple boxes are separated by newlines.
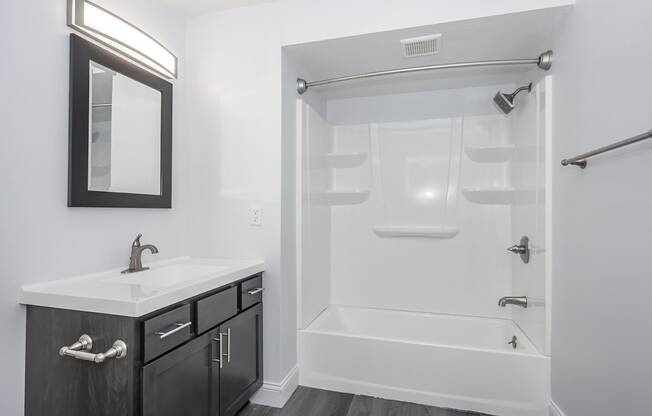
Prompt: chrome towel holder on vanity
<box><xmin>561</xmin><ymin>129</ymin><xmax>652</xmax><ymax>168</ymax></box>
<box><xmin>59</xmin><ymin>334</ymin><xmax>127</xmax><ymax>364</ymax></box>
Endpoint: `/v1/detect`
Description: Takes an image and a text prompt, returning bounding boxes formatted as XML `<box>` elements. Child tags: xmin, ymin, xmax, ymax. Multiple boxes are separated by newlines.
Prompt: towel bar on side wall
<box><xmin>561</xmin><ymin>129</ymin><xmax>652</xmax><ymax>168</ymax></box>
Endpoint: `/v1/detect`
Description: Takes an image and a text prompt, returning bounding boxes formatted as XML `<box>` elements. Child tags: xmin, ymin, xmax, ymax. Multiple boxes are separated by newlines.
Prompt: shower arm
<box><xmin>506</xmin><ymin>83</ymin><xmax>532</xmax><ymax>99</ymax></box>
<box><xmin>297</xmin><ymin>51</ymin><xmax>552</xmax><ymax>94</ymax></box>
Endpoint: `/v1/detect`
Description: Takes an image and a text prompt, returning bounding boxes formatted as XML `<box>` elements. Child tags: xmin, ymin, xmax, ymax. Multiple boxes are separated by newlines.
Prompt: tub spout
<box><xmin>498</xmin><ymin>296</ymin><xmax>528</xmax><ymax>308</ymax></box>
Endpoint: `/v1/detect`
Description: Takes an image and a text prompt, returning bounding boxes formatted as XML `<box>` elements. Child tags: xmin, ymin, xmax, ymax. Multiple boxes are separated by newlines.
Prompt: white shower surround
<box><xmin>297</xmin><ymin>80</ymin><xmax>552</xmax><ymax>415</ymax></box>
<box><xmin>327</xmin><ymin>114</ymin><xmax>514</xmax><ymax>320</ymax></box>
<box><xmin>299</xmin><ymin>305</ymin><xmax>550</xmax><ymax>416</ymax></box>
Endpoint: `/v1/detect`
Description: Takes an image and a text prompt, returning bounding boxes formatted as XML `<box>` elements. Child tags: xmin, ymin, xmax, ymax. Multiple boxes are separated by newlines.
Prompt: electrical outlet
<box><xmin>250</xmin><ymin>206</ymin><xmax>262</xmax><ymax>226</ymax></box>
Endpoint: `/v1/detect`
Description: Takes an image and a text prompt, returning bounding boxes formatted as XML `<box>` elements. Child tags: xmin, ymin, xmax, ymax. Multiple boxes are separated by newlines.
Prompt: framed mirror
<box><xmin>68</xmin><ymin>34</ymin><xmax>172</xmax><ymax>208</ymax></box>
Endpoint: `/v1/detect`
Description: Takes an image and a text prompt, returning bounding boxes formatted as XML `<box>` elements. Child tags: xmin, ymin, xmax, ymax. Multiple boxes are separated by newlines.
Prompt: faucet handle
<box><xmin>132</xmin><ymin>233</ymin><xmax>143</xmax><ymax>247</ymax></box>
<box><xmin>507</xmin><ymin>244</ymin><xmax>526</xmax><ymax>254</ymax></box>
<box><xmin>507</xmin><ymin>236</ymin><xmax>530</xmax><ymax>264</ymax></box>
<box><xmin>507</xmin><ymin>336</ymin><xmax>518</xmax><ymax>349</ymax></box>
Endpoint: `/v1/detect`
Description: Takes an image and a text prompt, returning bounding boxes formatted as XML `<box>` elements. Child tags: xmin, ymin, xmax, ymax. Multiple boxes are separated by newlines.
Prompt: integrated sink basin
<box><xmin>103</xmin><ymin>264</ymin><xmax>230</xmax><ymax>289</ymax></box>
<box><xmin>19</xmin><ymin>257</ymin><xmax>264</xmax><ymax>316</ymax></box>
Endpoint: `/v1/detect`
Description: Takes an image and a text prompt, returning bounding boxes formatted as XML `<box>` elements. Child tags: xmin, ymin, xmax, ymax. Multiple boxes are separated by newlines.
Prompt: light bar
<box><xmin>68</xmin><ymin>0</ymin><xmax>177</xmax><ymax>79</ymax></box>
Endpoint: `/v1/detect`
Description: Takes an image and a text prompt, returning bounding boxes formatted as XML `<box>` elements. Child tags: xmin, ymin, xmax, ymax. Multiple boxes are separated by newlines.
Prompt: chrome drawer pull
<box><xmin>155</xmin><ymin>321</ymin><xmax>192</xmax><ymax>340</ymax></box>
<box><xmin>247</xmin><ymin>288</ymin><xmax>264</xmax><ymax>295</ymax></box>
<box><xmin>59</xmin><ymin>335</ymin><xmax>127</xmax><ymax>363</ymax></box>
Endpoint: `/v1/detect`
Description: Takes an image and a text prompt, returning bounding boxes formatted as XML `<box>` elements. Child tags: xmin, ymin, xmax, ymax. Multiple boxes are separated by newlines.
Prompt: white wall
<box><xmin>549</xmin><ymin>0</ymin><xmax>652</xmax><ymax>414</ymax></box>
<box><xmin>0</xmin><ymin>1</ymin><xmax>187</xmax><ymax>414</ymax></box>
<box><xmin>185</xmin><ymin>3</ymin><xmax>287</xmax><ymax>386</ymax></box>
<box><xmin>185</xmin><ymin>0</ymin><xmax>575</xmax><ymax>390</ymax></box>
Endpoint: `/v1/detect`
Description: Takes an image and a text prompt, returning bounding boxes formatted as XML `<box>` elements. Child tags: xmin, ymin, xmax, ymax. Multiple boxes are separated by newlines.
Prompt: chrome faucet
<box><xmin>121</xmin><ymin>234</ymin><xmax>159</xmax><ymax>274</ymax></box>
<box><xmin>498</xmin><ymin>296</ymin><xmax>528</xmax><ymax>308</ymax></box>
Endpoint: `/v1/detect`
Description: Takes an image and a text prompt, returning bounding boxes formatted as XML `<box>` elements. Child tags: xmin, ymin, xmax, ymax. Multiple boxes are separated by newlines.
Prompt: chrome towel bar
<box><xmin>59</xmin><ymin>334</ymin><xmax>127</xmax><ymax>363</ymax></box>
<box><xmin>561</xmin><ymin>129</ymin><xmax>652</xmax><ymax>168</ymax></box>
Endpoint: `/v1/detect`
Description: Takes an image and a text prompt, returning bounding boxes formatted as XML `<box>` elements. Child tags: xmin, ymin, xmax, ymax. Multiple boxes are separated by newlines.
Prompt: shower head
<box><xmin>494</xmin><ymin>83</ymin><xmax>532</xmax><ymax>115</ymax></box>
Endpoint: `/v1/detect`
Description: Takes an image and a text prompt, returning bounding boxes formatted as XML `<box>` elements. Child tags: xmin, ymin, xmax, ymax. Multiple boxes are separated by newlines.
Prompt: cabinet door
<box><xmin>142</xmin><ymin>329</ymin><xmax>220</xmax><ymax>416</ymax></box>
<box><xmin>219</xmin><ymin>303</ymin><xmax>263</xmax><ymax>416</ymax></box>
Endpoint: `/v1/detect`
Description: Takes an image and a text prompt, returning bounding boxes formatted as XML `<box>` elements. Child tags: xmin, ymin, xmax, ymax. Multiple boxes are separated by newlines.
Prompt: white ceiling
<box><xmin>163</xmin><ymin>0</ymin><xmax>279</xmax><ymax>16</ymax></box>
<box><xmin>285</xmin><ymin>6</ymin><xmax>572</xmax><ymax>99</ymax></box>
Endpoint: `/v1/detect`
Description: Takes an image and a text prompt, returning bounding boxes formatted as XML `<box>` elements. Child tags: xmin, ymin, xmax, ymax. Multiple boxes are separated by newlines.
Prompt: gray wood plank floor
<box><xmin>237</xmin><ymin>387</ymin><xmax>494</xmax><ymax>416</ymax></box>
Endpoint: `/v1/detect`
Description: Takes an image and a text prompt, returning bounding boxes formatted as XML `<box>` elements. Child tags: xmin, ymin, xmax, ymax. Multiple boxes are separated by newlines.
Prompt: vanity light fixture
<box><xmin>68</xmin><ymin>0</ymin><xmax>177</xmax><ymax>79</ymax></box>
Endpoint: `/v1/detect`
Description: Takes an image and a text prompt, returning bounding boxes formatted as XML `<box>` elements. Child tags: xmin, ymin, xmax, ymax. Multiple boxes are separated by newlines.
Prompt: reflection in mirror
<box><xmin>88</xmin><ymin>61</ymin><xmax>162</xmax><ymax>195</ymax></box>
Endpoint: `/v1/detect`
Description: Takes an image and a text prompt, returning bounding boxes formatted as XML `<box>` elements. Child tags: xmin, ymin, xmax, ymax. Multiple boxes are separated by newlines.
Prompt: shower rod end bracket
<box><xmin>297</xmin><ymin>78</ymin><xmax>308</xmax><ymax>95</ymax></box>
<box><xmin>538</xmin><ymin>50</ymin><xmax>553</xmax><ymax>70</ymax></box>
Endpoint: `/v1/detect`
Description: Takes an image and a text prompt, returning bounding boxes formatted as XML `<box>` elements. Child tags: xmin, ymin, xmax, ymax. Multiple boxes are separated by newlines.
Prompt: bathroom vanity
<box><xmin>20</xmin><ymin>258</ymin><xmax>264</xmax><ymax>416</ymax></box>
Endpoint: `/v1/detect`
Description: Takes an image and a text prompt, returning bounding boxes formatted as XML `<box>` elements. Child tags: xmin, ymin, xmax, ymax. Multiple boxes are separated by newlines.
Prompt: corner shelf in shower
<box><xmin>372</xmin><ymin>225</ymin><xmax>459</xmax><ymax>239</ymax></box>
<box><xmin>323</xmin><ymin>152</ymin><xmax>368</xmax><ymax>168</ymax></box>
<box><xmin>464</xmin><ymin>144</ymin><xmax>515</xmax><ymax>163</ymax></box>
<box><xmin>311</xmin><ymin>189</ymin><xmax>370</xmax><ymax>205</ymax></box>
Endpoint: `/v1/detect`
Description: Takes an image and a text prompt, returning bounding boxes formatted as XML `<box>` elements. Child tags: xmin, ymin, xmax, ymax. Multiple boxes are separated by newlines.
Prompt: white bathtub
<box><xmin>298</xmin><ymin>306</ymin><xmax>549</xmax><ymax>416</ymax></box>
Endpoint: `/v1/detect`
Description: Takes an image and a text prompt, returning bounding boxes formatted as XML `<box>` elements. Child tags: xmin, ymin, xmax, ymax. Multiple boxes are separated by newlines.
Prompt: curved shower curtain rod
<box><xmin>296</xmin><ymin>50</ymin><xmax>553</xmax><ymax>95</ymax></box>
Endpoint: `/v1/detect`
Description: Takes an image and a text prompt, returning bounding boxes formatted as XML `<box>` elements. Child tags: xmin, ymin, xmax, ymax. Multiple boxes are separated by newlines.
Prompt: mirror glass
<box><xmin>88</xmin><ymin>61</ymin><xmax>162</xmax><ymax>195</ymax></box>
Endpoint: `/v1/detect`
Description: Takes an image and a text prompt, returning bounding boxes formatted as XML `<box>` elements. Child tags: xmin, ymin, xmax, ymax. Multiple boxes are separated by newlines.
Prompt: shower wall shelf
<box><xmin>372</xmin><ymin>225</ymin><xmax>459</xmax><ymax>239</ymax></box>
<box><xmin>462</xmin><ymin>187</ymin><xmax>516</xmax><ymax>205</ymax></box>
<box><xmin>464</xmin><ymin>144</ymin><xmax>515</xmax><ymax>163</ymax></box>
<box><xmin>462</xmin><ymin>187</ymin><xmax>538</xmax><ymax>205</ymax></box>
<box><xmin>323</xmin><ymin>152</ymin><xmax>368</xmax><ymax>168</ymax></box>
<box><xmin>312</xmin><ymin>189</ymin><xmax>370</xmax><ymax>205</ymax></box>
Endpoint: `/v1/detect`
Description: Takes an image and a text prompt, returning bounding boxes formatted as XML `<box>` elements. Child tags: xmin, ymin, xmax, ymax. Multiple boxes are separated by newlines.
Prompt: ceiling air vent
<box><xmin>400</xmin><ymin>34</ymin><xmax>442</xmax><ymax>58</ymax></box>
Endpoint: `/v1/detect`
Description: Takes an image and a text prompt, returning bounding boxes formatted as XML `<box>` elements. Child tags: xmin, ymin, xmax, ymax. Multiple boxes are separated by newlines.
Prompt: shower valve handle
<box><xmin>507</xmin><ymin>245</ymin><xmax>527</xmax><ymax>254</ymax></box>
<box><xmin>507</xmin><ymin>236</ymin><xmax>530</xmax><ymax>264</ymax></box>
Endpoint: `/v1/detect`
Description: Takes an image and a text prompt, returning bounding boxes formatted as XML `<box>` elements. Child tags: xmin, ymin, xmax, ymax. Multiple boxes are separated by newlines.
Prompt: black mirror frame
<box><xmin>68</xmin><ymin>33</ymin><xmax>172</xmax><ymax>208</ymax></box>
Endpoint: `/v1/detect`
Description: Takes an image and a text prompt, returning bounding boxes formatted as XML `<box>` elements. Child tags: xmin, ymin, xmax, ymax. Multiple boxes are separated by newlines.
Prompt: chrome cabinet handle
<box><xmin>59</xmin><ymin>335</ymin><xmax>127</xmax><ymax>363</ymax></box>
<box><xmin>155</xmin><ymin>321</ymin><xmax>192</xmax><ymax>340</ymax></box>
<box><xmin>212</xmin><ymin>328</ymin><xmax>231</xmax><ymax>368</ymax></box>
<box><xmin>225</xmin><ymin>328</ymin><xmax>231</xmax><ymax>363</ymax></box>
<box><xmin>212</xmin><ymin>333</ymin><xmax>224</xmax><ymax>368</ymax></box>
<box><xmin>247</xmin><ymin>288</ymin><xmax>264</xmax><ymax>295</ymax></box>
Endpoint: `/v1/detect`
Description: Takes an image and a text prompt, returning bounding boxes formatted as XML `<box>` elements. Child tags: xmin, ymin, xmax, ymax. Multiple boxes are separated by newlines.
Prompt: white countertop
<box><xmin>19</xmin><ymin>257</ymin><xmax>264</xmax><ymax>317</ymax></box>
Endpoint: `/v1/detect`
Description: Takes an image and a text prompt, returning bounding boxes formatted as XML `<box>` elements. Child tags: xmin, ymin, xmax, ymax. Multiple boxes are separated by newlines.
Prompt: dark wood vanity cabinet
<box><xmin>25</xmin><ymin>273</ymin><xmax>263</xmax><ymax>416</ymax></box>
<box><xmin>141</xmin><ymin>303</ymin><xmax>263</xmax><ymax>416</ymax></box>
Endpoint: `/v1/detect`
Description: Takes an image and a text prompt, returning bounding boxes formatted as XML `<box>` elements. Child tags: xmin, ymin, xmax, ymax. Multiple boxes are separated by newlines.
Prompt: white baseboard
<box><xmin>249</xmin><ymin>366</ymin><xmax>299</xmax><ymax>408</ymax></box>
<box><xmin>549</xmin><ymin>400</ymin><xmax>566</xmax><ymax>416</ymax></box>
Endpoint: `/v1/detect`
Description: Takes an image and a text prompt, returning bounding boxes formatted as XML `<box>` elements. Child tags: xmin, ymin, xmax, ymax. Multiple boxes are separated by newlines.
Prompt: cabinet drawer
<box><xmin>240</xmin><ymin>275</ymin><xmax>263</xmax><ymax>310</ymax></box>
<box><xmin>144</xmin><ymin>304</ymin><xmax>193</xmax><ymax>362</ymax></box>
<box><xmin>196</xmin><ymin>286</ymin><xmax>238</xmax><ymax>334</ymax></box>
